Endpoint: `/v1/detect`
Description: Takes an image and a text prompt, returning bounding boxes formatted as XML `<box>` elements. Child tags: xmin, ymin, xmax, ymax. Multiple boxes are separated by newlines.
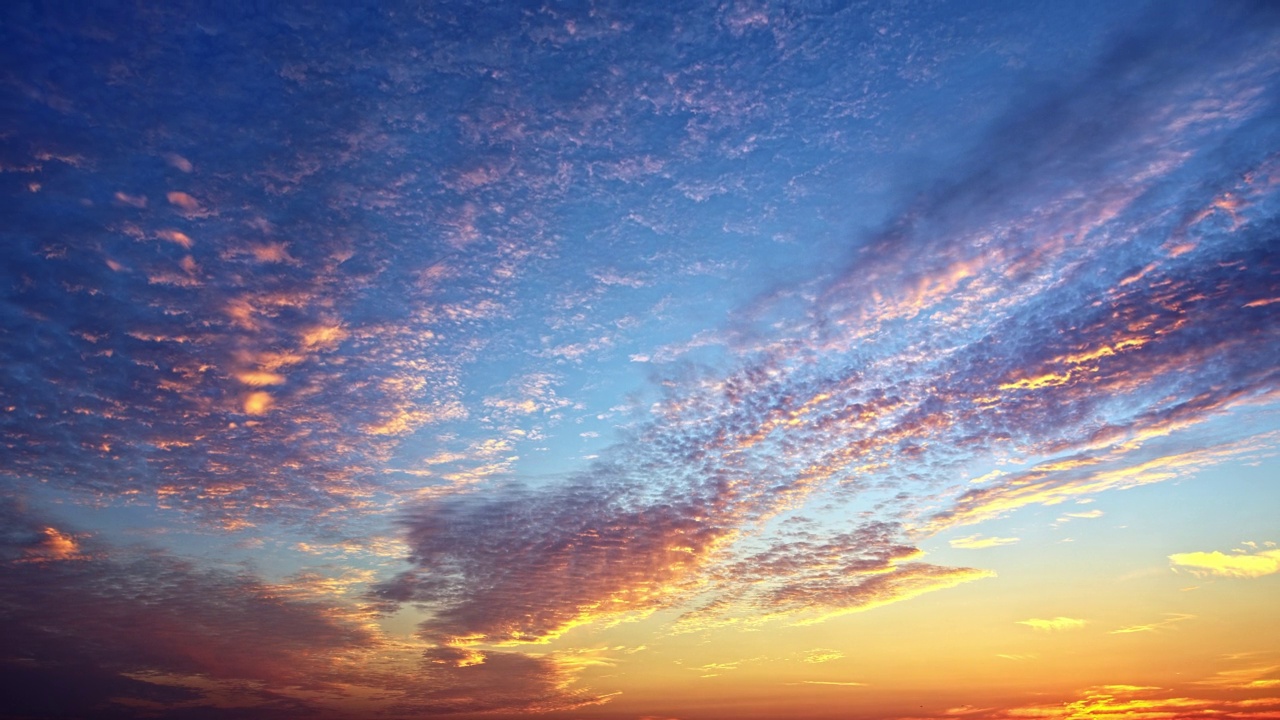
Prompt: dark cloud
<box><xmin>393</xmin><ymin>647</ymin><xmax>609</xmax><ymax>716</ymax></box>
<box><xmin>0</xmin><ymin>661</ymin><xmax>201</xmax><ymax>720</ymax></box>
<box><xmin>373</xmin><ymin>479</ymin><xmax>736</xmax><ymax>645</ymax></box>
<box><xmin>0</xmin><ymin>498</ymin><xmax>374</xmax><ymax>717</ymax></box>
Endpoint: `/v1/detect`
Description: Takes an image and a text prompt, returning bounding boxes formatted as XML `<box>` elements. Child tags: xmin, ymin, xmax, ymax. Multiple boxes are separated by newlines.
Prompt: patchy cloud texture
<box><xmin>2</xmin><ymin>0</ymin><xmax>1278</xmax><ymax>718</ymax></box>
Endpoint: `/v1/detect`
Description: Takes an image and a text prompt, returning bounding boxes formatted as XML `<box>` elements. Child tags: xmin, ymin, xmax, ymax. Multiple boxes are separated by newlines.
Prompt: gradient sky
<box><xmin>2</xmin><ymin>2</ymin><xmax>1279</xmax><ymax>719</ymax></box>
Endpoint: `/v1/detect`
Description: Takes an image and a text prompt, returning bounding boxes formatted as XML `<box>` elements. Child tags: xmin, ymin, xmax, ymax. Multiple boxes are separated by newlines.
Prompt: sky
<box><xmin>1</xmin><ymin>1</ymin><xmax>1278</xmax><ymax>719</ymax></box>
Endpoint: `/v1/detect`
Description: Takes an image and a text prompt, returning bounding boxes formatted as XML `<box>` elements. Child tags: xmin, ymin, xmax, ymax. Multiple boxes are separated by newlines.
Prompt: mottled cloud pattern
<box><xmin>2</xmin><ymin>0</ymin><xmax>1278</xmax><ymax>717</ymax></box>
<box><xmin>377</xmin><ymin>2</ymin><xmax>1280</xmax><ymax>655</ymax></box>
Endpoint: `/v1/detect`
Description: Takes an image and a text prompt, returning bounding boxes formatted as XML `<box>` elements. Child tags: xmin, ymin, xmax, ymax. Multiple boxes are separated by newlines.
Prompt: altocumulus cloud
<box><xmin>2</xmin><ymin>1</ymin><xmax>1279</xmax><ymax>715</ymax></box>
<box><xmin>371</xmin><ymin>2</ymin><xmax>1280</xmax><ymax>674</ymax></box>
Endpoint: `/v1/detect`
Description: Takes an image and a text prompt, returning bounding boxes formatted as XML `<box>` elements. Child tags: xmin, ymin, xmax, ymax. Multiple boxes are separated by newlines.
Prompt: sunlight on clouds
<box><xmin>949</xmin><ymin>534</ymin><xmax>1020</xmax><ymax>550</ymax></box>
<box><xmin>363</xmin><ymin>402</ymin><xmax>467</xmax><ymax>436</ymax></box>
<box><xmin>804</xmin><ymin>649</ymin><xmax>845</xmax><ymax>664</ymax></box>
<box><xmin>1194</xmin><ymin>663</ymin><xmax>1280</xmax><ymax>690</ymax></box>
<box><xmin>1168</xmin><ymin>547</ymin><xmax>1280</xmax><ymax>579</ymax></box>
<box><xmin>926</xmin><ymin>433</ymin><xmax>1278</xmax><ymax>534</ymax></box>
<box><xmin>300</xmin><ymin>323</ymin><xmax>348</xmax><ymax>350</ymax></box>
<box><xmin>1109</xmin><ymin>613</ymin><xmax>1195</xmax><ymax>635</ymax></box>
<box><xmin>155</xmin><ymin>229</ymin><xmax>193</xmax><ymax>248</ymax></box>
<box><xmin>235</xmin><ymin>371</ymin><xmax>286</xmax><ymax>387</ymax></box>
<box><xmin>243</xmin><ymin>391</ymin><xmax>273</xmax><ymax>416</ymax></box>
<box><xmin>3</xmin><ymin>3</ymin><xmax>1279</xmax><ymax>718</ymax></box>
<box><xmin>20</xmin><ymin>526</ymin><xmax>85</xmax><ymax>563</ymax></box>
<box><xmin>1016</xmin><ymin>617</ymin><xmax>1087</xmax><ymax>632</ymax></box>
<box><xmin>962</xmin><ymin>681</ymin><xmax>1280</xmax><ymax>720</ymax></box>
<box><xmin>165</xmin><ymin>191</ymin><xmax>201</xmax><ymax>212</ymax></box>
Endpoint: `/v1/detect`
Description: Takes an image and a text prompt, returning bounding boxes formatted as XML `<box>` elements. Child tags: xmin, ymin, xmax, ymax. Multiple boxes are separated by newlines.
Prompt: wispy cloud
<box><xmin>905</xmin><ymin>679</ymin><xmax>1280</xmax><ymax>720</ymax></box>
<box><xmin>1111</xmin><ymin>613</ymin><xmax>1195</xmax><ymax>635</ymax></box>
<box><xmin>949</xmin><ymin>534</ymin><xmax>1020</xmax><ymax>550</ymax></box>
<box><xmin>804</xmin><ymin>649</ymin><xmax>845</xmax><ymax>664</ymax></box>
<box><xmin>1016</xmin><ymin>617</ymin><xmax>1088</xmax><ymax>632</ymax></box>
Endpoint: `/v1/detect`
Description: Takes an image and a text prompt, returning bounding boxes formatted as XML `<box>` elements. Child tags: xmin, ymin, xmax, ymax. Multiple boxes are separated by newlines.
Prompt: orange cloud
<box><xmin>945</xmin><ymin>682</ymin><xmax>1280</xmax><ymax>720</ymax></box>
<box><xmin>156</xmin><ymin>229</ymin><xmax>194</xmax><ymax>248</ymax></box>
<box><xmin>21</xmin><ymin>526</ymin><xmax>84</xmax><ymax>563</ymax></box>
<box><xmin>166</xmin><ymin>191</ymin><xmax>202</xmax><ymax>212</ymax></box>
<box><xmin>243</xmin><ymin>391</ymin><xmax>274</xmax><ymax>416</ymax></box>
<box><xmin>235</xmin><ymin>371</ymin><xmax>286</xmax><ymax>387</ymax></box>
<box><xmin>364</xmin><ymin>402</ymin><xmax>467</xmax><ymax>437</ymax></box>
<box><xmin>301</xmin><ymin>323</ymin><xmax>348</xmax><ymax>350</ymax></box>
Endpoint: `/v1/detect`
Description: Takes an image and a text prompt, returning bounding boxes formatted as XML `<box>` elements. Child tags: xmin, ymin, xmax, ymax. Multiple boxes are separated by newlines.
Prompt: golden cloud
<box><xmin>949</xmin><ymin>534</ymin><xmax>1020</xmax><ymax>549</ymax></box>
<box><xmin>1016</xmin><ymin>616</ymin><xmax>1087</xmax><ymax>631</ymax></box>
<box><xmin>1168</xmin><ymin>548</ymin><xmax>1280</xmax><ymax>579</ymax></box>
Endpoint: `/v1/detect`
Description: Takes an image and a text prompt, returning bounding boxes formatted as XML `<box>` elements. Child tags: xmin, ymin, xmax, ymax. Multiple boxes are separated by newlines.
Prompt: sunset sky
<box><xmin>2</xmin><ymin>2</ymin><xmax>1279</xmax><ymax>719</ymax></box>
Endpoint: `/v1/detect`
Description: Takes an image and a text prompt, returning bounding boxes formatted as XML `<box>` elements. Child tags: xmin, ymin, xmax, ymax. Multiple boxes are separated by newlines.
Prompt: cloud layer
<box><xmin>2</xmin><ymin>0</ymin><xmax>1278</xmax><ymax>717</ymax></box>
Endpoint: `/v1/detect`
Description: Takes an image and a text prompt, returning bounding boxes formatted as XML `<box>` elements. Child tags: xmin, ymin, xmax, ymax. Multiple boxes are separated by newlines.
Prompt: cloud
<box><xmin>1169</xmin><ymin>548</ymin><xmax>1280</xmax><ymax>578</ymax></box>
<box><xmin>1110</xmin><ymin>613</ymin><xmax>1195</xmax><ymax>635</ymax></box>
<box><xmin>1194</xmin><ymin>662</ymin><xmax>1280</xmax><ymax>690</ymax></box>
<box><xmin>395</xmin><ymin>647</ymin><xmax>612</xmax><ymax>715</ymax></box>
<box><xmin>1016</xmin><ymin>617</ymin><xmax>1088</xmax><ymax>632</ymax></box>
<box><xmin>372</xmin><ymin>480</ymin><xmax>735</xmax><ymax>647</ymax></box>
<box><xmin>949</xmin><ymin>534</ymin><xmax>1020</xmax><ymax>550</ymax></box>
<box><xmin>0</xmin><ymin>498</ymin><xmax>607</xmax><ymax>717</ymax></box>
<box><xmin>165</xmin><ymin>191</ymin><xmax>202</xmax><ymax>212</ymax></box>
<box><xmin>0</xmin><ymin>499</ymin><xmax>375</xmax><ymax>715</ymax></box>
<box><xmin>924</xmin><ymin>435</ymin><xmax>1277</xmax><ymax>535</ymax></box>
<box><xmin>369</xmin><ymin>5</ymin><xmax>1279</xmax><ymax>661</ymax></box>
<box><xmin>2</xmin><ymin>3</ymin><xmax>1279</xmax><ymax>717</ymax></box>
<box><xmin>676</xmin><ymin>522</ymin><xmax>993</xmax><ymax>631</ymax></box>
<box><xmin>0</xmin><ymin>662</ymin><xmax>205</xmax><ymax>720</ymax></box>
<box><xmin>804</xmin><ymin>649</ymin><xmax>845</xmax><ymax>664</ymax></box>
<box><xmin>926</xmin><ymin>682</ymin><xmax>1280</xmax><ymax>720</ymax></box>
<box><xmin>373</xmin><ymin>485</ymin><xmax>982</xmax><ymax>652</ymax></box>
